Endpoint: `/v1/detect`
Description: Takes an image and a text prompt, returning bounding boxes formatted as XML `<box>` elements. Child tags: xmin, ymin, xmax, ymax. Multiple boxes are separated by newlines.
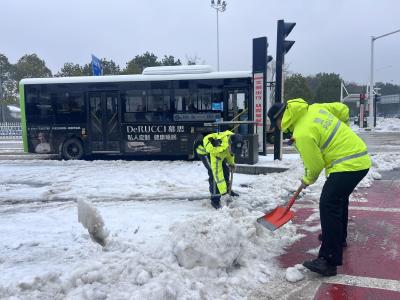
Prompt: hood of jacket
<box><xmin>281</xmin><ymin>98</ymin><xmax>309</xmax><ymax>133</ymax></box>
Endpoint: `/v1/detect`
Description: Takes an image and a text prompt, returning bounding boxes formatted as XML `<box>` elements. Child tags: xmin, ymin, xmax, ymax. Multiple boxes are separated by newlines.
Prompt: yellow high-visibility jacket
<box><xmin>203</xmin><ymin>130</ymin><xmax>235</xmax><ymax>194</ymax></box>
<box><xmin>281</xmin><ymin>98</ymin><xmax>371</xmax><ymax>185</ymax></box>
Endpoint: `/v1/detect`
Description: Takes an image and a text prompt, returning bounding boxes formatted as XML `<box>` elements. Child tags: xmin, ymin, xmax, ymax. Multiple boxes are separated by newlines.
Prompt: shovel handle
<box><xmin>228</xmin><ymin>167</ymin><xmax>234</xmax><ymax>194</ymax></box>
<box><xmin>282</xmin><ymin>184</ymin><xmax>303</xmax><ymax>215</ymax></box>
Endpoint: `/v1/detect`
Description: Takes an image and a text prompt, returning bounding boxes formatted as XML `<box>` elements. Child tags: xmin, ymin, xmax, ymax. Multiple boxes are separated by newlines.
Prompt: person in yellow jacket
<box><xmin>267</xmin><ymin>98</ymin><xmax>371</xmax><ymax>276</ymax></box>
<box><xmin>195</xmin><ymin>130</ymin><xmax>243</xmax><ymax>209</ymax></box>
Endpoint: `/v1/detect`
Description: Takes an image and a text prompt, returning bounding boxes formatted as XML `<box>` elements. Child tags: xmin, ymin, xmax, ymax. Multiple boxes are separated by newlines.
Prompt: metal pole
<box><xmin>216</xmin><ymin>10</ymin><xmax>220</xmax><ymax>71</ymax></box>
<box><xmin>369</xmin><ymin>36</ymin><xmax>374</xmax><ymax>128</ymax></box>
<box><xmin>368</xmin><ymin>28</ymin><xmax>400</xmax><ymax>127</ymax></box>
<box><xmin>210</xmin><ymin>1</ymin><xmax>226</xmax><ymax>72</ymax></box>
<box><xmin>0</xmin><ymin>78</ymin><xmax>4</xmax><ymax>123</ymax></box>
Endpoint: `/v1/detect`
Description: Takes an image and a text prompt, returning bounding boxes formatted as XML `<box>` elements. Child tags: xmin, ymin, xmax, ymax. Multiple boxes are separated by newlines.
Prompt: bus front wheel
<box><xmin>62</xmin><ymin>138</ymin><xmax>84</xmax><ymax>160</ymax></box>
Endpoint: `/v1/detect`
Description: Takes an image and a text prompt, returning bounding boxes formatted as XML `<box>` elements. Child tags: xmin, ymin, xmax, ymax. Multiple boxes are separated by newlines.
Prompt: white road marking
<box><xmin>349</xmin><ymin>206</ymin><xmax>400</xmax><ymax>213</ymax></box>
<box><xmin>295</xmin><ymin>204</ymin><xmax>400</xmax><ymax>213</ymax></box>
<box><xmin>324</xmin><ymin>274</ymin><xmax>400</xmax><ymax>292</ymax></box>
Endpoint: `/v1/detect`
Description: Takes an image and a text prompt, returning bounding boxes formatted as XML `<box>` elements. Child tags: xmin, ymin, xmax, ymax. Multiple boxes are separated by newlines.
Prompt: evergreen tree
<box><xmin>313</xmin><ymin>73</ymin><xmax>342</xmax><ymax>102</ymax></box>
<box><xmin>0</xmin><ymin>54</ymin><xmax>18</xmax><ymax>104</ymax></box>
<box><xmin>14</xmin><ymin>54</ymin><xmax>52</xmax><ymax>82</ymax></box>
<box><xmin>56</xmin><ymin>62</ymin><xmax>84</xmax><ymax>77</ymax></box>
<box><xmin>284</xmin><ymin>73</ymin><xmax>314</xmax><ymax>101</ymax></box>
<box><xmin>123</xmin><ymin>52</ymin><xmax>160</xmax><ymax>74</ymax></box>
<box><xmin>101</xmin><ymin>59</ymin><xmax>121</xmax><ymax>75</ymax></box>
<box><xmin>161</xmin><ymin>55</ymin><xmax>181</xmax><ymax>66</ymax></box>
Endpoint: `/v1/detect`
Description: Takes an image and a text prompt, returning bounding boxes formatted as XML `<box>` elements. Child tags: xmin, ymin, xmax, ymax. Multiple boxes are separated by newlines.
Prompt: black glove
<box><xmin>209</xmin><ymin>138</ymin><xmax>222</xmax><ymax>147</ymax></box>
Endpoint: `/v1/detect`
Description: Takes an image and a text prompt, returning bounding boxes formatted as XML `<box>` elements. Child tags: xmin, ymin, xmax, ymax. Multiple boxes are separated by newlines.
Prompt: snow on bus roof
<box><xmin>20</xmin><ymin>69</ymin><xmax>252</xmax><ymax>85</ymax></box>
<box><xmin>142</xmin><ymin>65</ymin><xmax>215</xmax><ymax>75</ymax></box>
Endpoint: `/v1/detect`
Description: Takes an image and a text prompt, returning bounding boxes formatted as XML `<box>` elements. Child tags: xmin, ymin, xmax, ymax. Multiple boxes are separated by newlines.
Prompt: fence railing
<box><xmin>0</xmin><ymin>122</ymin><xmax>22</xmax><ymax>139</ymax></box>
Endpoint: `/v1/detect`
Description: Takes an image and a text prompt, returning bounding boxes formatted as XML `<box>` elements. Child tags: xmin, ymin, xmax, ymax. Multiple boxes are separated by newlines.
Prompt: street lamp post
<box><xmin>369</xmin><ymin>28</ymin><xmax>400</xmax><ymax>127</ymax></box>
<box><xmin>210</xmin><ymin>0</ymin><xmax>227</xmax><ymax>71</ymax></box>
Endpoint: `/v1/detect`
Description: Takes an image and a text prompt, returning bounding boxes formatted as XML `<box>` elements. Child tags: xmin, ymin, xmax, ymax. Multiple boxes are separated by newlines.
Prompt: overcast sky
<box><xmin>2</xmin><ymin>0</ymin><xmax>400</xmax><ymax>84</ymax></box>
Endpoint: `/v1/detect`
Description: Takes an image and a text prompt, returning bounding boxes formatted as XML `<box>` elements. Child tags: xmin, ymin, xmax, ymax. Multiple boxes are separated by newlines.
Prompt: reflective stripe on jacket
<box><xmin>196</xmin><ymin>144</ymin><xmax>207</xmax><ymax>156</ymax></box>
<box><xmin>203</xmin><ymin>130</ymin><xmax>235</xmax><ymax>194</ymax></box>
<box><xmin>281</xmin><ymin>98</ymin><xmax>371</xmax><ymax>185</ymax></box>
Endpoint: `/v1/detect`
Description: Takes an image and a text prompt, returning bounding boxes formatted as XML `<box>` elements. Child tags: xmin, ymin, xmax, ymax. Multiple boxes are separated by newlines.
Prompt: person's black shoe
<box><xmin>318</xmin><ymin>233</ymin><xmax>347</xmax><ymax>248</ymax></box>
<box><xmin>303</xmin><ymin>257</ymin><xmax>337</xmax><ymax>276</ymax></box>
<box><xmin>230</xmin><ymin>191</ymin><xmax>240</xmax><ymax>197</ymax></box>
<box><xmin>211</xmin><ymin>199</ymin><xmax>221</xmax><ymax>209</ymax></box>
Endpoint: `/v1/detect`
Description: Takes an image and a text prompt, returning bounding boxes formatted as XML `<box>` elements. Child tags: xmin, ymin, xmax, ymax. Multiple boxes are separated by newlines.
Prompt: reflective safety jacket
<box><xmin>195</xmin><ymin>143</ymin><xmax>207</xmax><ymax>157</ymax></box>
<box><xmin>281</xmin><ymin>98</ymin><xmax>371</xmax><ymax>185</ymax></box>
<box><xmin>201</xmin><ymin>130</ymin><xmax>235</xmax><ymax>194</ymax></box>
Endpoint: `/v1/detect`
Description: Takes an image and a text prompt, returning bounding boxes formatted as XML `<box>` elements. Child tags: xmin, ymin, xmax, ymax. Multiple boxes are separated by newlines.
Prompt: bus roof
<box><xmin>20</xmin><ymin>70</ymin><xmax>252</xmax><ymax>85</ymax></box>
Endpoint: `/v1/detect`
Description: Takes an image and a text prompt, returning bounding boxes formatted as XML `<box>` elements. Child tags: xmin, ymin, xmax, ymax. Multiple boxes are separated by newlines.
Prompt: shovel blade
<box><xmin>257</xmin><ymin>206</ymin><xmax>294</xmax><ymax>231</ymax></box>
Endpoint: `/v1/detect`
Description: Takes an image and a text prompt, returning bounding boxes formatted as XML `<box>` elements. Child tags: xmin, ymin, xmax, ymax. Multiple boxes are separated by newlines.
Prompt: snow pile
<box><xmin>374</xmin><ymin>118</ymin><xmax>400</xmax><ymax>132</ymax></box>
<box><xmin>358</xmin><ymin>152</ymin><xmax>400</xmax><ymax>187</ymax></box>
<box><xmin>351</xmin><ymin>117</ymin><xmax>400</xmax><ymax>132</ymax></box>
<box><xmin>0</xmin><ymin>207</ymin><xmax>301</xmax><ymax>299</ymax></box>
<box><xmin>371</xmin><ymin>152</ymin><xmax>400</xmax><ymax>171</ymax></box>
<box><xmin>172</xmin><ymin>209</ymin><xmax>243</xmax><ymax>269</ymax></box>
<box><xmin>285</xmin><ymin>265</ymin><xmax>305</xmax><ymax>282</ymax></box>
<box><xmin>78</xmin><ymin>199</ymin><xmax>109</xmax><ymax>246</ymax></box>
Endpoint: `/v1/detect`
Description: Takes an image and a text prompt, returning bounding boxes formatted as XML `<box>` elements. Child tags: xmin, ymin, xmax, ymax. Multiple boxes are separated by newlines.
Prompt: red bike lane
<box><xmin>278</xmin><ymin>179</ymin><xmax>400</xmax><ymax>300</ymax></box>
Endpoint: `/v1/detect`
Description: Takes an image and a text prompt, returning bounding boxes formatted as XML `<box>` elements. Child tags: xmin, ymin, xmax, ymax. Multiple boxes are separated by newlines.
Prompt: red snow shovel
<box><xmin>257</xmin><ymin>185</ymin><xmax>303</xmax><ymax>231</ymax></box>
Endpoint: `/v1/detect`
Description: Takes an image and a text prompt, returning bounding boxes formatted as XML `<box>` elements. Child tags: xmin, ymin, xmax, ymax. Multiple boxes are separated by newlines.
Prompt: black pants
<box><xmin>319</xmin><ymin>169</ymin><xmax>369</xmax><ymax>266</ymax></box>
<box><xmin>200</xmin><ymin>155</ymin><xmax>230</xmax><ymax>201</ymax></box>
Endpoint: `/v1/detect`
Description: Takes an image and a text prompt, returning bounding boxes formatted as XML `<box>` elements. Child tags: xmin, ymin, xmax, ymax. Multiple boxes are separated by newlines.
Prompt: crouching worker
<box><xmin>195</xmin><ymin>130</ymin><xmax>243</xmax><ymax>209</ymax></box>
<box><xmin>267</xmin><ymin>99</ymin><xmax>371</xmax><ymax>276</ymax></box>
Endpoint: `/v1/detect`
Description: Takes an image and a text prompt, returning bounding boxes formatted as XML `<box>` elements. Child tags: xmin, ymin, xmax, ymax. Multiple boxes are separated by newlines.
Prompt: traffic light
<box><xmin>277</xmin><ymin>20</ymin><xmax>296</xmax><ymax>58</ymax></box>
<box><xmin>275</xmin><ymin>19</ymin><xmax>296</xmax><ymax>105</ymax></box>
<box><xmin>274</xmin><ymin>19</ymin><xmax>296</xmax><ymax>160</ymax></box>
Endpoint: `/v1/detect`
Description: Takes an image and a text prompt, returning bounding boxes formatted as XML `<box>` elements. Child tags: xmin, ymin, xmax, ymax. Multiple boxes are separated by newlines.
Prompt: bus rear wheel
<box><xmin>62</xmin><ymin>138</ymin><xmax>84</xmax><ymax>160</ymax></box>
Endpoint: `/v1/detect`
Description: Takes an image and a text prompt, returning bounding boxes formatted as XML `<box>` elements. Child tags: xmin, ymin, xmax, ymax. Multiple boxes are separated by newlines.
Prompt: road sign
<box><xmin>91</xmin><ymin>55</ymin><xmax>103</xmax><ymax>76</ymax></box>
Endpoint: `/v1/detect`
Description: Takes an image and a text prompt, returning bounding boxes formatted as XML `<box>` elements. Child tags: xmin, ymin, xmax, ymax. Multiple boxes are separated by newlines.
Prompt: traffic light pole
<box><xmin>374</xmin><ymin>94</ymin><xmax>377</xmax><ymax>127</ymax></box>
<box><xmin>252</xmin><ymin>37</ymin><xmax>268</xmax><ymax>155</ymax></box>
<box><xmin>274</xmin><ymin>20</ymin><xmax>295</xmax><ymax>160</ymax></box>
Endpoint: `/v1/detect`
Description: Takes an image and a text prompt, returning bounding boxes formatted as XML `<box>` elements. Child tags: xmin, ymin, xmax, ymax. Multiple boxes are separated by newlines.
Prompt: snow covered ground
<box><xmin>1</xmin><ymin>150</ymin><xmax>400</xmax><ymax>299</ymax></box>
<box><xmin>352</xmin><ymin>117</ymin><xmax>400</xmax><ymax>132</ymax></box>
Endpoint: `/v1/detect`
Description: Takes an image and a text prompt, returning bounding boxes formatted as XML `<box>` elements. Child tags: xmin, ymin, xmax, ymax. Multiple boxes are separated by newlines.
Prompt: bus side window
<box><xmin>38</xmin><ymin>91</ymin><xmax>53</xmax><ymax>117</ymax></box>
<box><xmin>26</xmin><ymin>88</ymin><xmax>39</xmax><ymax>117</ymax></box>
<box><xmin>124</xmin><ymin>90</ymin><xmax>147</xmax><ymax>122</ymax></box>
<box><xmin>174</xmin><ymin>97</ymin><xmax>183</xmax><ymax>112</ymax></box>
<box><xmin>26</xmin><ymin>87</ymin><xmax>54</xmax><ymax>122</ymax></box>
<box><xmin>55</xmin><ymin>92</ymin><xmax>85</xmax><ymax>123</ymax></box>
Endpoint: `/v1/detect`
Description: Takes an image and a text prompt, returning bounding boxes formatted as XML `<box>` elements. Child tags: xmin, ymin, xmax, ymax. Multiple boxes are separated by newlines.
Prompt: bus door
<box><xmin>88</xmin><ymin>91</ymin><xmax>121</xmax><ymax>153</ymax></box>
<box><xmin>227</xmin><ymin>89</ymin><xmax>249</xmax><ymax>134</ymax></box>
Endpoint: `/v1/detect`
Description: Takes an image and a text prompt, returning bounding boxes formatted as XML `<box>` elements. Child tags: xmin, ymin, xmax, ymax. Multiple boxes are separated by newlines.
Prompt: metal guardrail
<box><xmin>0</xmin><ymin>122</ymin><xmax>22</xmax><ymax>139</ymax></box>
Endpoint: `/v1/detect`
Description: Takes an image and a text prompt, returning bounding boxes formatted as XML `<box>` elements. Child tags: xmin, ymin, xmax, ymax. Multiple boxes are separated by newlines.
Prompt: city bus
<box><xmin>19</xmin><ymin>65</ymin><xmax>256</xmax><ymax>160</ymax></box>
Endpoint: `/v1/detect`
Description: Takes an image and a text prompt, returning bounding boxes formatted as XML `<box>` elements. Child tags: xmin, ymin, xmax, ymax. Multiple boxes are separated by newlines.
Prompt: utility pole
<box><xmin>0</xmin><ymin>78</ymin><xmax>4</xmax><ymax>122</ymax></box>
<box><xmin>210</xmin><ymin>0</ymin><xmax>227</xmax><ymax>71</ymax></box>
<box><xmin>369</xmin><ymin>29</ymin><xmax>400</xmax><ymax>127</ymax></box>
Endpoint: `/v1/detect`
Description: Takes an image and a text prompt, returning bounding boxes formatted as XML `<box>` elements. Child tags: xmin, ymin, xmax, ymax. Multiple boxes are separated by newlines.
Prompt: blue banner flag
<box><xmin>91</xmin><ymin>54</ymin><xmax>103</xmax><ymax>76</ymax></box>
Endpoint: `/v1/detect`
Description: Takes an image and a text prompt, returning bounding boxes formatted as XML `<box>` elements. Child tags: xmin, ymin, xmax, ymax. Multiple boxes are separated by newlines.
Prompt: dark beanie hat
<box><xmin>267</xmin><ymin>103</ymin><xmax>286</xmax><ymax>122</ymax></box>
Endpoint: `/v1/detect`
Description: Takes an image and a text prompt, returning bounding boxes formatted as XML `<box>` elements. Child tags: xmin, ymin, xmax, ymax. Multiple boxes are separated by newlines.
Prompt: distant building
<box><xmin>7</xmin><ymin>105</ymin><xmax>21</xmax><ymax>119</ymax></box>
<box><xmin>343</xmin><ymin>94</ymin><xmax>400</xmax><ymax>118</ymax></box>
<box><xmin>0</xmin><ymin>104</ymin><xmax>21</xmax><ymax>122</ymax></box>
<box><xmin>378</xmin><ymin>94</ymin><xmax>400</xmax><ymax>117</ymax></box>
